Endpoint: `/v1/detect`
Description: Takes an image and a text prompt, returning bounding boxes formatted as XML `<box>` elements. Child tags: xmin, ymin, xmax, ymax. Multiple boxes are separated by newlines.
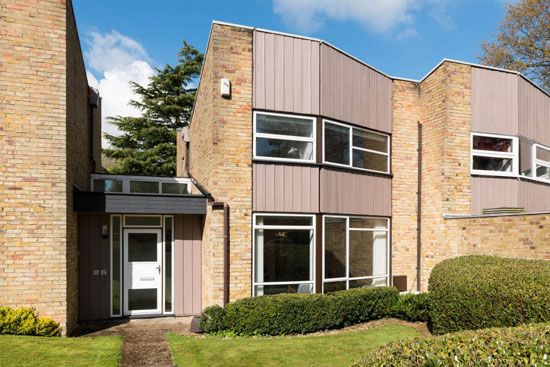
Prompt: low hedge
<box><xmin>0</xmin><ymin>307</ymin><xmax>60</xmax><ymax>336</ymax></box>
<box><xmin>200</xmin><ymin>286</ymin><xmax>399</xmax><ymax>336</ymax></box>
<box><xmin>391</xmin><ymin>293</ymin><xmax>430</xmax><ymax>323</ymax></box>
<box><xmin>429</xmin><ymin>255</ymin><xmax>550</xmax><ymax>335</ymax></box>
<box><xmin>353</xmin><ymin>323</ymin><xmax>550</xmax><ymax>367</ymax></box>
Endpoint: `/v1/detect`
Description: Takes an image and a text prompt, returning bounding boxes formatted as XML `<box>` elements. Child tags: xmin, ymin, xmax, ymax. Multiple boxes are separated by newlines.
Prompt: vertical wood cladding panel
<box><xmin>518</xmin><ymin>78</ymin><xmax>550</xmax><ymax>146</ymax></box>
<box><xmin>320</xmin><ymin>44</ymin><xmax>392</xmax><ymax>133</ymax></box>
<box><xmin>519</xmin><ymin>181</ymin><xmax>550</xmax><ymax>213</ymax></box>
<box><xmin>471</xmin><ymin>67</ymin><xmax>518</xmax><ymax>136</ymax></box>
<box><xmin>470</xmin><ymin>177</ymin><xmax>519</xmax><ymax>215</ymax></box>
<box><xmin>174</xmin><ymin>214</ymin><xmax>203</xmax><ymax>316</ymax></box>
<box><xmin>320</xmin><ymin>168</ymin><xmax>391</xmax><ymax>216</ymax></box>
<box><xmin>253</xmin><ymin>163</ymin><xmax>319</xmax><ymax>213</ymax></box>
<box><xmin>253</xmin><ymin>31</ymin><xmax>320</xmax><ymax>115</ymax></box>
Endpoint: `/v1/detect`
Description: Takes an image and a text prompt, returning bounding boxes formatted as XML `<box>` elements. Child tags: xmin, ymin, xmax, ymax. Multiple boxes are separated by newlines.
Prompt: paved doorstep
<box><xmin>73</xmin><ymin>317</ymin><xmax>194</xmax><ymax>367</ymax></box>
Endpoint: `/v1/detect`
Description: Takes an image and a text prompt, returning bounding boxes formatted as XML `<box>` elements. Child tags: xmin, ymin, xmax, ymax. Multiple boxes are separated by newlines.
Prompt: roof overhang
<box><xmin>74</xmin><ymin>190</ymin><xmax>206</xmax><ymax>215</ymax></box>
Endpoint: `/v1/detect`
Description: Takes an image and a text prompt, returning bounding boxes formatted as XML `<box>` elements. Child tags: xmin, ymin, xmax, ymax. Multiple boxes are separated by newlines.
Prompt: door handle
<box><xmin>156</xmin><ymin>265</ymin><xmax>161</xmax><ymax>274</ymax></box>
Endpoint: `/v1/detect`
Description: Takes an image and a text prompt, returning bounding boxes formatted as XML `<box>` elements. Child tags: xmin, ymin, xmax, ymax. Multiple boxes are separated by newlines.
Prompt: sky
<box><xmin>73</xmin><ymin>0</ymin><xmax>513</xmax><ymax>140</ymax></box>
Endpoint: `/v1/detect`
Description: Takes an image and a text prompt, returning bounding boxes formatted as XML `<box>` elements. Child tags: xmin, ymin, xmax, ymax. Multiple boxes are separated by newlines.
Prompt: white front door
<box><xmin>123</xmin><ymin>229</ymin><xmax>162</xmax><ymax>315</ymax></box>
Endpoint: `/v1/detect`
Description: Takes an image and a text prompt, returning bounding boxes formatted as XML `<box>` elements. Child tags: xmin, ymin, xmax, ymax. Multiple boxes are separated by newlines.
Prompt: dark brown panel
<box><xmin>518</xmin><ymin>77</ymin><xmax>550</xmax><ymax>146</ymax></box>
<box><xmin>99</xmin><ymin>214</ymin><xmax>110</xmax><ymax>319</ymax></box>
<box><xmin>470</xmin><ymin>176</ymin><xmax>519</xmax><ymax>215</ymax></box>
<box><xmin>90</xmin><ymin>214</ymin><xmax>100</xmax><ymax>319</ymax></box>
<box><xmin>192</xmin><ymin>215</ymin><xmax>202</xmax><ymax>314</ymax></box>
<box><xmin>78</xmin><ymin>213</ymin><xmax>91</xmax><ymax>321</ymax></box>
<box><xmin>174</xmin><ymin>214</ymin><xmax>184</xmax><ymax>315</ymax></box>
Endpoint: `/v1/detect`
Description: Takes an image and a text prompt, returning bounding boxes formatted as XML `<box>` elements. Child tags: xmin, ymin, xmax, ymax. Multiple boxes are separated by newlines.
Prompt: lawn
<box><xmin>168</xmin><ymin>324</ymin><xmax>421</xmax><ymax>367</ymax></box>
<box><xmin>0</xmin><ymin>335</ymin><xmax>121</xmax><ymax>367</ymax></box>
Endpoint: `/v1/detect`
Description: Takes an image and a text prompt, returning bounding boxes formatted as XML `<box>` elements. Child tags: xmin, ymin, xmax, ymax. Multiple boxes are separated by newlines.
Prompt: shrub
<box><xmin>0</xmin><ymin>307</ymin><xmax>60</xmax><ymax>336</ymax></box>
<box><xmin>200</xmin><ymin>286</ymin><xmax>399</xmax><ymax>336</ymax></box>
<box><xmin>199</xmin><ymin>305</ymin><xmax>227</xmax><ymax>333</ymax></box>
<box><xmin>428</xmin><ymin>255</ymin><xmax>550</xmax><ymax>335</ymax></box>
<box><xmin>352</xmin><ymin>323</ymin><xmax>550</xmax><ymax>367</ymax></box>
<box><xmin>391</xmin><ymin>293</ymin><xmax>430</xmax><ymax>322</ymax></box>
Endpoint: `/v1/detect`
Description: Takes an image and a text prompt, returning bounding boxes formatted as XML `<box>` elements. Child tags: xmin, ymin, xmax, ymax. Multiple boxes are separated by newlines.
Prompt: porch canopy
<box><xmin>74</xmin><ymin>174</ymin><xmax>206</xmax><ymax>215</ymax></box>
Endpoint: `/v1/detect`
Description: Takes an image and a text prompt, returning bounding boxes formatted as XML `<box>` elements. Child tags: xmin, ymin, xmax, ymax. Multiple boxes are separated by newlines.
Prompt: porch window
<box><xmin>471</xmin><ymin>133</ymin><xmax>518</xmax><ymax>176</ymax></box>
<box><xmin>253</xmin><ymin>214</ymin><xmax>315</xmax><ymax>296</ymax></box>
<box><xmin>164</xmin><ymin>216</ymin><xmax>173</xmax><ymax>313</ymax></box>
<box><xmin>253</xmin><ymin>112</ymin><xmax>315</xmax><ymax>162</ymax></box>
<box><xmin>535</xmin><ymin>144</ymin><xmax>550</xmax><ymax>181</ymax></box>
<box><xmin>324</xmin><ymin>120</ymin><xmax>390</xmax><ymax>173</ymax></box>
<box><xmin>323</xmin><ymin>216</ymin><xmax>389</xmax><ymax>293</ymax></box>
<box><xmin>111</xmin><ymin>215</ymin><xmax>122</xmax><ymax>317</ymax></box>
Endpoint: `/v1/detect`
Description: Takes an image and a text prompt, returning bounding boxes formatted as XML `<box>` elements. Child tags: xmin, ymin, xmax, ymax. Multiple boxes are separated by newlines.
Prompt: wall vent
<box><xmin>482</xmin><ymin>207</ymin><xmax>525</xmax><ymax>215</ymax></box>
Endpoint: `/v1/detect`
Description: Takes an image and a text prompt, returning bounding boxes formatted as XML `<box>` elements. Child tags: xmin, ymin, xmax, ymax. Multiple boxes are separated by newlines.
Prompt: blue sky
<box><xmin>73</xmin><ymin>0</ymin><xmax>511</xmax><ymax>137</ymax></box>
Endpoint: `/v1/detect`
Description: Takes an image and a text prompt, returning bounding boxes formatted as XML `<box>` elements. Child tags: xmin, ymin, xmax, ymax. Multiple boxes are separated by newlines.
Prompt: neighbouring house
<box><xmin>2</xmin><ymin>3</ymin><xmax>550</xmax><ymax>335</ymax></box>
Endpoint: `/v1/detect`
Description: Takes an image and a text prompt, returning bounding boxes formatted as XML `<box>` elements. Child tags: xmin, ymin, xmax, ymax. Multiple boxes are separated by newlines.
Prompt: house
<box><xmin>1</xmin><ymin>2</ymin><xmax>550</xmax><ymax>335</ymax></box>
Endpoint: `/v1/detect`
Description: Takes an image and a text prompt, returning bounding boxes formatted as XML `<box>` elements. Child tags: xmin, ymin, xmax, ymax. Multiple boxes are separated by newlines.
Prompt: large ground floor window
<box><xmin>253</xmin><ymin>214</ymin><xmax>315</xmax><ymax>296</ymax></box>
<box><xmin>323</xmin><ymin>215</ymin><xmax>389</xmax><ymax>293</ymax></box>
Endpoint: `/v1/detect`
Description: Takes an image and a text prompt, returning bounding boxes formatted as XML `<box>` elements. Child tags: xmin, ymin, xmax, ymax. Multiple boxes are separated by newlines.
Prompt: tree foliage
<box><xmin>478</xmin><ymin>0</ymin><xmax>550</xmax><ymax>92</ymax></box>
<box><xmin>103</xmin><ymin>41</ymin><xmax>203</xmax><ymax>176</ymax></box>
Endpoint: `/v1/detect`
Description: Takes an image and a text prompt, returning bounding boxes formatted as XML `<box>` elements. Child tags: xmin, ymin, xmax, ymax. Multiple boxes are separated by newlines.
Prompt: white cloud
<box><xmin>84</xmin><ymin>30</ymin><xmax>155</xmax><ymax>147</ymax></box>
<box><xmin>273</xmin><ymin>0</ymin><xmax>463</xmax><ymax>36</ymax></box>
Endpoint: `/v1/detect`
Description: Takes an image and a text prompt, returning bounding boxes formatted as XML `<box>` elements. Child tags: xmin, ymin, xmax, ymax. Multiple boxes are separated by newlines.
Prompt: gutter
<box><xmin>417</xmin><ymin>122</ymin><xmax>422</xmax><ymax>292</ymax></box>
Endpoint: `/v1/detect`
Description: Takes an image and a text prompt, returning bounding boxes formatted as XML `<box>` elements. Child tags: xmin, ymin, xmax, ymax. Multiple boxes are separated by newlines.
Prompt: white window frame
<box><xmin>252</xmin><ymin>213</ymin><xmax>315</xmax><ymax>296</ymax></box>
<box><xmin>110</xmin><ymin>215</ymin><xmax>122</xmax><ymax>318</ymax></box>
<box><xmin>471</xmin><ymin>132</ymin><xmax>518</xmax><ymax>177</ymax></box>
<box><xmin>322</xmin><ymin>215</ymin><xmax>390</xmax><ymax>293</ymax></box>
<box><xmin>322</xmin><ymin>119</ymin><xmax>390</xmax><ymax>174</ymax></box>
<box><xmin>91</xmin><ymin>174</ymin><xmax>192</xmax><ymax>195</ymax></box>
<box><xmin>533</xmin><ymin>143</ymin><xmax>550</xmax><ymax>182</ymax></box>
<box><xmin>253</xmin><ymin>111</ymin><xmax>316</xmax><ymax>163</ymax></box>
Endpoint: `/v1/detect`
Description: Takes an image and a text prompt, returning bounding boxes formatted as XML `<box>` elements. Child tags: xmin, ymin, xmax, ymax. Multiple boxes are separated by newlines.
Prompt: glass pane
<box><xmin>352</xmin><ymin>149</ymin><xmax>388</xmax><ymax>172</ymax></box>
<box><xmin>473</xmin><ymin>156</ymin><xmax>513</xmax><ymax>172</ymax></box>
<box><xmin>536</xmin><ymin>165</ymin><xmax>549</xmax><ymax>179</ymax></box>
<box><xmin>162</xmin><ymin>182</ymin><xmax>188</xmax><ymax>194</ymax></box>
<box><xmin>256</xmin><ymin>216</ymin><xmax>312</xmax><ymax>226</ymax></box>
<box><xmin>130</xmin><ymin>180</ymin><xmax>159</xmax><ymax>193</ymax></box>
<box><xmin>349</xmin><ymin>277</ymin><xmax>387</xmax><ymax>289</ymax></box>
<box><xmin>254</xmin><ymin>229</ymin><xmax>312</xmax><ymax>283</ymax></box>
<box><xmin>128</xmin><ymin>289</ymin><xmax>157</xmax><ymax>311</ymax></box>
<box><xmin>323</xmin><ymin>281</ymin><xmax>347</xmax><ymax>293</ymax></box>
<box><xmin>520</xmin><ymin>140</ymin><xmax>533</xmax><ymax>177</ymax></box>
<box><xmin>93</xmin><ymin>179</ymin><xmax>122</xmax><ymax>193</ymax></box>
<box><xmin>165</xmin><ymin>217</ymin><xmax>173</xmax><ymax>313</ymax></box>
<box><xmin>349</xmin><ymin>217</ymin><xmax>388</xmax><ymax>229</ymax></box>
<box><xmin>256</xmin><ymin>113</ymin><xmax>313</xmax><ymax>137</ymax></box>
<box><xmin>254</xmin><ymin>284</ymin><xmax>313</xmax><ymax>296</ymax></box>
<box><xmin>125</xmin><ymin>216</ymin><xmax>161</xmax><ymax>227</ymax></box>
<box><xmin>349</xmin><ymin>231</ymin><xmax>387</xmax><ymax>278</ymax></box>
<box><xmin>324</xmin><ymin>217</ymin><xmax>346</xmax><ymax>279</ymax></box>
<box><xmin>352</xmin><ymin>129</ymin><xmax>388</xmax><ymax>153</ymax></box>
<box><xmin>112</xmin><ymin>216</ymin><xmax>121</xmax><ymax>315</ymax></box>
<box><xmin>128</xmin><ymin>233</ymin><xmax>158</xmax><ymax>262</ymax></box>
<box><xmin>473</xmin><ymin>135</ymin><xmax>512</xmax><ymax>152</ymax></box>
<box><xmin>537</xmin><ymin>147</ymin><xmax>550</xmax><ymax>163</ymax></box>
<box><xmin>256</xmin><ymin>138</ymin><xmax>313</xmax><ymax>160</ymax></box>
<box><xmin>324</xmin><ymin>123</ymin><xmax>350</xmax><ymax>165</ymax></box>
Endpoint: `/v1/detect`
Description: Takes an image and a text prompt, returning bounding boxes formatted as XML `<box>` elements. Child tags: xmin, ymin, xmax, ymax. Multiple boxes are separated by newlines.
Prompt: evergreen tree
<box><xmin>103</xmin><ymin>41</ymin><xmax>203</xmax><ymax>176</ymax></box>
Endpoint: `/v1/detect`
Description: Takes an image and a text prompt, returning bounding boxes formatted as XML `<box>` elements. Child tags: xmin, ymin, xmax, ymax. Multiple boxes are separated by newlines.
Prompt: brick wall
<box><xmin>187</xmin><ymin>24</ymin><xmax>253</xmax><ymax>306</ymax></box>
<box><xmin>0</xmin><ymin>0</ymin><xmax>95</xmax><ymax>333</ymax></box>
<box><xmin>391</xmin><ymin>80</ymin><xmax>421</xmax><ymax>291</ymax></box>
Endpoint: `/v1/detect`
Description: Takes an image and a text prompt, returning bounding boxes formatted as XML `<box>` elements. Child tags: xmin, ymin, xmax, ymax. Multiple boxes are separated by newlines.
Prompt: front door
<box><xmin>123</xmin><ymin>229</ymin><xmax>162</xmax><ymax>315</ymax></box>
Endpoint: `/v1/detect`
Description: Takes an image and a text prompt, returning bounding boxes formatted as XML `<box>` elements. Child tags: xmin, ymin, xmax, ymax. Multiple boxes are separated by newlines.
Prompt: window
<box><xmin>324</xmin><ymin>120</ymin><xmax>390</xmax><ymax>173</ymax></box>
<box><xmin>253</xmin><ymin>214</ymin><xmax>315</xmax><ymax>296</ymax></box>
<box><xmin>323</xmin><ymin>216</ymin><xmax>389</xmax><ymax>293</ymax></box>
<box><xmin>471</xmin><ymin>133</ymin><xmax>518</xmax><ymax>176</ymax></box>
<box><xmin>124</xmin><ymin>215</ymin><xmax>162</xmax><ymax>227</ymax></box>
<box><xmin>164</xmin><ymin>216</ymin><xmax>173</xmax><ymax>313</ymax></box>
<box><xmin>254</xmin><ymin>112</ymin><xmax>315</xmax><ymax>162</ymax></box>
<box><xmin>111</xmin><ymin>215</ymin><xmax>122</xmax><ymax>317</ymax></box>
<box><xmin>534</xmin><ymin>144</ymin><xmax>550</xmax><ymax>181</ymax></box>
<box><xmin>93</xmin><ymin>179</ymin><xmax>122</xmax><ymax>193</ymax></box>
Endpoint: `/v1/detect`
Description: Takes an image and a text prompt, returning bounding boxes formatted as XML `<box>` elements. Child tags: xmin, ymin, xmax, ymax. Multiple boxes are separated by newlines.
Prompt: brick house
<box><xmin>2</xmin><ymin>6</ymin><xmax>550</xmax><ymax>334</ymax></box>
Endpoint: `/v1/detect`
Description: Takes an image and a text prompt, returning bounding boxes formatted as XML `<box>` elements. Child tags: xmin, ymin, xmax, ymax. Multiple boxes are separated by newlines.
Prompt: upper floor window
<box><xmin>471</xmin><ymin>133</ymin><xmax>518</xmax><ymax>176</ymax></box>
<box><xmin>534</xmin><ymin>144</ymin><xmax>550</xmax><ymax>180</ymax></box>
<box><xmin>323</xmin><ymin>120</ymin><xmax>390</xmax><ymax>174</ymax></box>
<box><xmin>253</xmin><ymin>112</ymin><xmax>316</xmax><ymax>162</ymax></box>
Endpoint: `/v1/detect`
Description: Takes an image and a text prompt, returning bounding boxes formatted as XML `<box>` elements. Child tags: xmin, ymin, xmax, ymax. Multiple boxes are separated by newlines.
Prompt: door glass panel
<box><xmin>128</xmin><ymin>289</ymin><xmax>157</xmax><ymax>311</ymax></box>
<box><xmin>125</xmin><ymin>216</ymin><xmax>161</xmax><ymax>227</ymax></box>
<box><xmin>165</xmin><ymin>217</ymin><xmax>173</xmax><ymax>313</ymax></box>
<box><xmin>112</xmin><ymin>216</ymin><xmax>121</xmax><ymax>315</ymax></box>
<box><xmin>128</xmin><ymin>233</ymin><xmax>158</xmax><ymax>262</ymax></box>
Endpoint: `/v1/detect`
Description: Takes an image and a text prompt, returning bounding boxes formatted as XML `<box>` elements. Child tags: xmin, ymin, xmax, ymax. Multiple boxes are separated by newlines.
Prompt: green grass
<box><xmin>0</xmin><ymin>335</ymin><xmax>121</xmax><ymax>367</ymax></box>
<box><xmin>168</xmin><ymin>324</ymin><xmax>420</xmax><ymax>367</ymax></box>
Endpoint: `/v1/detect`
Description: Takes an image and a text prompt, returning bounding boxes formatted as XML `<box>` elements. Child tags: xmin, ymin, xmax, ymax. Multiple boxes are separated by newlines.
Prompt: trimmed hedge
<box><xmin>391</xmin><ymin>293</ymin><xmax>430</xmax><ymax>322</ymax></box>
<box><xmin>429</xmin><ymin>255</ymin><xmax>550</xmax><ymax>335</ymax></box>
<box><xmin>353</xmin><ymin>323</ymin><xmax>550</xmax><ymax>367</ymax></box>
<box><xmin>0</xmin><ymin>307</ymin><xmax>60</xmax><ymax>336</ymax></box>
<box><xmin>200</xmin><ymin>286</ymin><xmax>399</xmax><ymax>336</ymax></box>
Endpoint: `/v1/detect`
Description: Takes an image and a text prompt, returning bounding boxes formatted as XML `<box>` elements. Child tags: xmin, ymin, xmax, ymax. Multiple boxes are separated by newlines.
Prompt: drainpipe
<box><xmin>417</xmin><ymin>122</ymin><xmax>422</xmax><ymax>292</ymax></box>
<box><xmin>88</xmin><ymin>88</ymin><xmax>99</xmax><ymax>173</ymax></box>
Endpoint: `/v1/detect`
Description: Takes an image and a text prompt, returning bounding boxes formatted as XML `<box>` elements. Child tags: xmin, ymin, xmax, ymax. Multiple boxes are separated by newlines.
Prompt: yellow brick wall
<box><xmin>391</xmin><ymin>80</ymin><xmax>421</xmax><ymax>291</ymax></box>
<box><xmin>187</xmin><ymin>24</ymin><xmax>253</xmax><ymax>306</ymax></box>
